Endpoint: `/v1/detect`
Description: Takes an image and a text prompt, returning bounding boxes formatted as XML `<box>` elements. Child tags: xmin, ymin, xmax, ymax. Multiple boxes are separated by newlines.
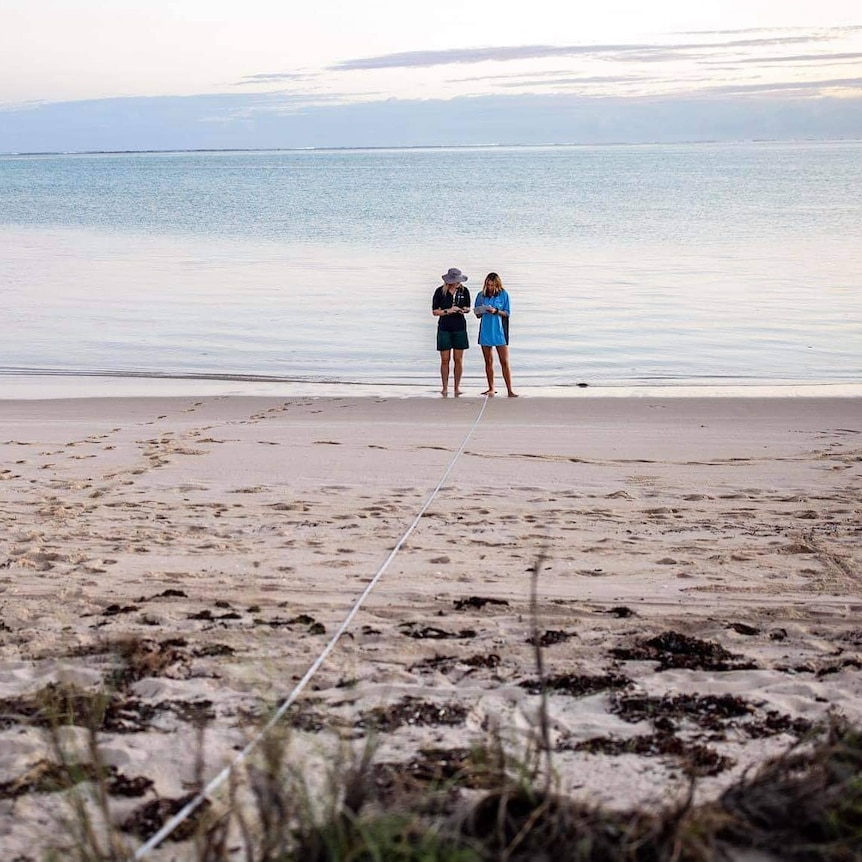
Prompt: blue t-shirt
<box><xmin>475</xmin><ymin>290</ymin><xmax>510</xmax><ymax>346</ymax></box>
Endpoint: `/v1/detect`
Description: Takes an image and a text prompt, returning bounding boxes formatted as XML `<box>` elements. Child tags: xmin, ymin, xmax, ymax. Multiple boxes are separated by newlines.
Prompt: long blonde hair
<box><xmin>482</xmin><ymin>272</ymin><xmax>503</xmax><ymax>298</ymax></box>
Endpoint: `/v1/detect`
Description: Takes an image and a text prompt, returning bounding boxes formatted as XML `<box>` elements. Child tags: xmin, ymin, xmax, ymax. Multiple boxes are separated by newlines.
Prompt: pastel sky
<box><xmin>1</xmin><ymin>0</ymin><xmax>861</xmax><ymax>150</ymax></box>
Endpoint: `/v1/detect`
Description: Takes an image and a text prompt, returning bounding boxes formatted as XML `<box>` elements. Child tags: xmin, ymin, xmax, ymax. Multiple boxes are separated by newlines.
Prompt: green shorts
<box><xmin>437</xmin><ymin>329</ymin><xmax>469</xmax><ymax>352</ymax></box>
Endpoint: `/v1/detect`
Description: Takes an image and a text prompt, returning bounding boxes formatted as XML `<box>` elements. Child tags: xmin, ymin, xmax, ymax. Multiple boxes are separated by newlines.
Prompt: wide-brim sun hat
<box><xmin>442</xmin><ymin>267</ymin><xmax>468</xmax><ymax>284</ymax></box>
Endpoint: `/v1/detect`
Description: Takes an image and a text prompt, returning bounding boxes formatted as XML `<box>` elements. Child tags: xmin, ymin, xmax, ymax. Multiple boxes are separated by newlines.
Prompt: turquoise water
<box><xmin>1</xmin><ymin>142</ymin><xmax>860</xmax><ymax>394</ymax></box>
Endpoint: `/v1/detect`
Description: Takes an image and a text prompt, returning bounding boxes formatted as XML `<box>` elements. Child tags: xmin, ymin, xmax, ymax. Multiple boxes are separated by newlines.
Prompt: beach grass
<box><xmin>27</xmin><ymin>691</ymin><xmax>862</xmax><ymax>861</ymax></box>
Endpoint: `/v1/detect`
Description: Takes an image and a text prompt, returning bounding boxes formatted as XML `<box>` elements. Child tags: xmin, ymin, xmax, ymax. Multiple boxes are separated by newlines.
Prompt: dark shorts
<box><xmin>437</xmin><ymin>329</ymin><xmax>469</xmax><ymax>352</ymax></box>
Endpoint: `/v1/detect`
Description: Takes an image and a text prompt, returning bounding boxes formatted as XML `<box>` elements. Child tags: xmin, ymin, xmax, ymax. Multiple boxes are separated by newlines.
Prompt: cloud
<box><xmin>614</xmin><ymin>51</ymin><xmax>705</xmax><ymax>64</ymax></box>
<box><xmin>486</xmin><ymin>75</ymin><xmax>862</xmax><ymax>98</ymax></box>
<box><xmin>496</xmin><ymin>75</ymin><xmax>656</xmax><ymax>89</ymax></box>
<box><xmin>697</xmin><ymin>77</ymin><xmax>862</xmax><ymax>96</ymax></box>
<box><xmin>2</xmin><ymin>90</ymin><xmax>861</xmax><ymax>154</ymax></box>
<box><xmin>332</xmin><ymin>34</ymin><xmax>833</xmax><ymax>71</ymax></box>
<box><xmin>676</xmin><ymin>26</ymin><xmax>806</xmax><ymax>36</ymax></box>
<box><xmin>233</xmin><ymin>72</ymin><xmax>311</xmax><ymax>86</ymax></box>
<box><xmin>729</xmin><ymin>51</ymin><xmax>862</xmax><ymax>66</ymax></box>
<box><xmin>452</xmin><ymin>69</ymin><xmax>577</xmax><ymax>83</ymax></box>
<box><xmin>676</xmin><ymin>25</ymin><xmax>862</xmax><ymax>36</ymax></box>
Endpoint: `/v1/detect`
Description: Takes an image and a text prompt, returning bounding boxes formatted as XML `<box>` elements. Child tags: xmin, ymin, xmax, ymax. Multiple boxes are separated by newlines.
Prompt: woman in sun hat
<box><xmin>432</xmin><ymin>267</ymin><xmax>471</xmax><ymax>396</ymax></box>
<box><xmin>474</xmin><ymin>271</ymin><xmax>517</xmax><ymax>397</ymax></box>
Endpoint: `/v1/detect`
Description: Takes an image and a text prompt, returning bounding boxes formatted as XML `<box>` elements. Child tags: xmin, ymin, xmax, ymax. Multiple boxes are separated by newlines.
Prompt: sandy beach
<box><xmin>1</xmin><ymin>394</ymin><xmax>860</xmax><ymax>859</ymax></box>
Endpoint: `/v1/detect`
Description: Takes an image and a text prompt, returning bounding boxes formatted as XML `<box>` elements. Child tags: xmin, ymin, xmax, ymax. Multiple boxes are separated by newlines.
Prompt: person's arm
<box><xmin>474</xmin><ymin>292</ymin><xmax>487</xmax><ymax>317</ymax></box>
<box><xmin>455</xmin><ymin>288</ymin><xmax>471</xmax><ymax>314</ymax></box>
<box><xmin>482</xmin><ymin>300</ymin><xmax>506</xmax><ymax>317</ymax></box>
<box><xmin>432</xmin><ymin>288</ymin><xmax>449</xmax><ymax>317</ymax></box>
<box><xmin>435</xmin><ymin>305</ymin><xmax>461</xmax><ymax>317</ymax></box>
<box><xmin>494</xmin><ymin>291</ymin><xmax>511</xmax><ymax>318</ymax></box>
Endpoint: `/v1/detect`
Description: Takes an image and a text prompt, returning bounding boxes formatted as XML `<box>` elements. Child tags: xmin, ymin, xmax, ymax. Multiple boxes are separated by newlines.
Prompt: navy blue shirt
<box><xmin>433</xmin><ymin>285</ymin><xmax>471</xmax><ymax>332</ymax></box>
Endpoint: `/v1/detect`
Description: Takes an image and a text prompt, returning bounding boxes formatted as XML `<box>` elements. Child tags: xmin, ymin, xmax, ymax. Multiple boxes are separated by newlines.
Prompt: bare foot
<box><xmin>482</xmin><ymin>389</ymin><xmax>496</xmax><ymax>396</ymax></box>
<box><xmin>507</xmin><ymin>391</ymin><xmax>519</xmax><ymax>397</ymax></box>
<box><xmin>454</xmin><ymin>389</ymin><xmax>462</xmax><ymax>397</ymax></box>
<box><xmin>440</xmin><ymin>389</ymin><xmax>449</xmax><ymax>397</ymax></box>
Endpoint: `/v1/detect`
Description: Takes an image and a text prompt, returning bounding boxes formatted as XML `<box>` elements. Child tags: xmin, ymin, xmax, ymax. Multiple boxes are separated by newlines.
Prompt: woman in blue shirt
<box><xmin>474</xmin><ymin>272</ymin><xmax>518</xmax><ymax>397</ymax></box>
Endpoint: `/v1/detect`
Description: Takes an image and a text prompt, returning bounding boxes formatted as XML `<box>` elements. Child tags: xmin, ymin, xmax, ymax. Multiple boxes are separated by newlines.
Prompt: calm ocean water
<box><xmin>1</xmin><ymin>142</ymin><xmax>860</xmax><ymax>396</ymax></box>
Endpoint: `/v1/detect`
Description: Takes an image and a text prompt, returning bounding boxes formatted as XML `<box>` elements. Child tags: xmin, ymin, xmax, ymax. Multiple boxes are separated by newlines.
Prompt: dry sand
<box><xmin>1</xmin><ymin>395</ymin><xmax>860</xmax><ymax>858</ymax></box>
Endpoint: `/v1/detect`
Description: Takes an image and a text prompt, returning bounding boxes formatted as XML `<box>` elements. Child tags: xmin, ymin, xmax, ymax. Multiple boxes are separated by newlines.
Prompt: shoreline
<box><xmin>3</xmin><ymin>374</ymin><xmax>862</xmax><ymax>401</ymax></box>
<box><xmin>1</xmin><ymin>393</ymin><xmax>859</xmax><ymax>857</ymax></box>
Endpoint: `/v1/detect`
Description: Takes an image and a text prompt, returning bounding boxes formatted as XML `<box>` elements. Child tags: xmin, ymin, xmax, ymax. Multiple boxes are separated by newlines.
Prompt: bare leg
<box><xmin>439</xmin><ymin>349</ymin><xmax>451</xmax><ymax>395</ymax></box>
<box><xmin>481</xmin><ymin>346</ymin><xmax>495</xmax><ymax>395</ymax></box>
<box><xmin>497</xmin><ymin>346</ymin><xmax>518</xmax><ymax>397</ymax></box>
<box><xmin>453</xmin><ymin>349</ymin><xmax>464</xmax><ymax>395</ymax></box>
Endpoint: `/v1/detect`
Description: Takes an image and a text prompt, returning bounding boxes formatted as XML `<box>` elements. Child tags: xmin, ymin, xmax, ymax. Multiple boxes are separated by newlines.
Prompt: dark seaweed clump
<box><xmin>611</xmin><ymin>630</ymin><xmax>757</xmax><ymax>671</ymax></box>
<box><xmin>453</xmin><ymin>596</ymin><xmax>510</xmax><ymax>611</ymax></box>
<box><xmin>611</xmin><ymin>692</ymin><xmax>752</xmax><ymax>732</ymax></box>
<box><xmin>356</xmin><ymin>697</ymin><xmax>469</xmax><ymax>733</ymax></box>
<box><xmin>525</xmin><ymin>629</ymin><xmax>575</xmax><ymax>647</ymax></box>
<box><xmin>564</xmin><ymin>732</ymin><xmax>733</xmax><ymax>777</ymax></box>
<box><xmin>519</xmin><ymin>672</ymin><xmax>631</xmax><ymax>697</ymax></box>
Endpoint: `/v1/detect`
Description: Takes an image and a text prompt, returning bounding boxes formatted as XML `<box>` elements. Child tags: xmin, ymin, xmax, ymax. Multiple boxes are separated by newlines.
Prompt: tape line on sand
<box><xmin>132</xmin><ymin>394</ymin><xmax>490</xmax><ymax>859</ymax></box>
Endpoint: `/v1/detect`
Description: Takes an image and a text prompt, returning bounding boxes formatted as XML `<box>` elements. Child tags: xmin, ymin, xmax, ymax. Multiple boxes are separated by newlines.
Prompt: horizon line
<box><xmin>3</xmin><ymin>136</ymin><xmax>862</xmax><ymax>158</ymax></box>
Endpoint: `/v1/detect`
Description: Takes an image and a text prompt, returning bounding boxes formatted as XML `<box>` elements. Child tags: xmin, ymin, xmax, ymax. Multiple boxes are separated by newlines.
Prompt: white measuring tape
<box><xmin>132</xmin><ymin>395</ymin><xmax>489</xmax><ymax>859</ymax></box>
